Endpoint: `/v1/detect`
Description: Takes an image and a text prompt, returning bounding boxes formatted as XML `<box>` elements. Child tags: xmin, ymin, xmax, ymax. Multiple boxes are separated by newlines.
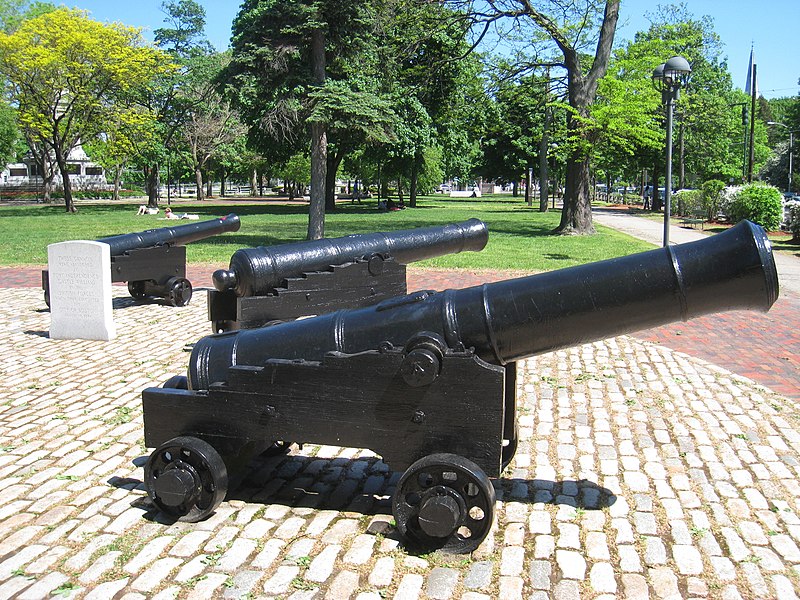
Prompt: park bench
<box><xmin>681</xmin><ymin>209</ymin><xmax>706</xmax><ymax>230</ymax></box>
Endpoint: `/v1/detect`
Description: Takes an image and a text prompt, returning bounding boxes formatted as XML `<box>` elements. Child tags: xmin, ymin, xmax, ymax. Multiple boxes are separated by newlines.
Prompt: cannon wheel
<box><xmin>392</xmin><ymin>453</ymin><xmax>495</xmax><ymax>554</ymax></box>
<box><xmin>128</xmin><ymin>280</ymin><xmax>148</xmax><ymax>300</ymax></box>
<box><xmin>167</xmin><ymin>277</ymin><xmax>192</xmax><ymax>307</ymax></box>
<box><xmin>144</xmin><ymin>436</ymin><xmax>228</xmax><ymax>522</ymax></box>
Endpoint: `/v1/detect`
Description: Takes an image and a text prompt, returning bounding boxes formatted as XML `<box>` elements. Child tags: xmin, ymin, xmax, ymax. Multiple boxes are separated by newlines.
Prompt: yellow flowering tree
<box><xmin>0</xmin><ymin>7</ymin><xmax>173</xmax><ymax>211</ymax></box>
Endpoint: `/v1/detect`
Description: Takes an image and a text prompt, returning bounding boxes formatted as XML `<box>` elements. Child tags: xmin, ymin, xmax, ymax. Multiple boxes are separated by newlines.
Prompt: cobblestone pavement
<box><xmin>2</xmin><ymin>277</ymin><xmax>800</xmax><ymax>599</ymax></box>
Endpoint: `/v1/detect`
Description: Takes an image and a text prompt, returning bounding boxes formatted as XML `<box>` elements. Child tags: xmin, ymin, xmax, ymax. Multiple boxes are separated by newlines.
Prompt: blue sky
<box><xmin>69</xmin><ymin>0</ymin><xmax>799</xmax><ymax>99</ymax></box>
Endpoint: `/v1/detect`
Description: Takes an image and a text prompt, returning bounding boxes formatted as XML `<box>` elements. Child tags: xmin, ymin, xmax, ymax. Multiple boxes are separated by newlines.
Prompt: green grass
<box><xmin>0</xmin><ymin>196</ymin><xmax>655</xmax><ymax>270</ymax></box>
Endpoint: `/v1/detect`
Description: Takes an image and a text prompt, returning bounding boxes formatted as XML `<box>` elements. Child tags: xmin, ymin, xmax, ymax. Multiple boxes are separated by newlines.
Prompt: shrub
<box><xmin>785</xmin><ymin>199</ymin><xmax>800</xmax><ymax>240</ymax></box>
<box><xmin>674</xmin><ymin>189</ymin><xmax>703</xmax><ymax>216</ymax></box>
<box><xmin>727</xmin><ymin>183</ymin><xmax>783</xmax><ymax>230</ymax></box>
<box><xmin>718</xmin><ymin>185</ymin><xmax>742</xmax><ymax>218</ymax></box>
<box><xmin>701</xmin><ymin>179</ymin><xmax>725</xmax><ymax>219</ymax></box>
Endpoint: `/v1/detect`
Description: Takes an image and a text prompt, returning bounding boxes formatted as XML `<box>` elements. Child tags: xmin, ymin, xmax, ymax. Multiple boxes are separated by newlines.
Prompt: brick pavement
<box><xmin>1</xmin><ymin>266</ymin><xmax>800</xmax><ymax>598</ymax></box>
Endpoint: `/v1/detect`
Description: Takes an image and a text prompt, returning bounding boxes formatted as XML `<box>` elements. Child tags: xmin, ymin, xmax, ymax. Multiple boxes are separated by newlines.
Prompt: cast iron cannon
<box><xmin>207</xmin><ymin>219</ymin><xmax>488</xmax><ymax>331</ymax></box>
<box><xmin>141</xmin><ymin>220</ymin><xmax>778</xmax><ymax>552</ymax></box>
<box><xmin>43</xmin><ymin>213</ymin><xmax>241</xmax><ymax>307</ymax></box>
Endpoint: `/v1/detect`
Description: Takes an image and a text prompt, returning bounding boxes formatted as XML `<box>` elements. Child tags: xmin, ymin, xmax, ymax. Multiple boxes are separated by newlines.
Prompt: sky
<box><xmin>67</xmin><ymin>0</ymin><xmax>799</xmax><ymax>100</ymax></box>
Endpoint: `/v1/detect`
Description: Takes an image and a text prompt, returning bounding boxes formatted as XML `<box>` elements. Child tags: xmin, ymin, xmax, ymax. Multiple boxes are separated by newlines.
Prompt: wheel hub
<box><xmin>154</xmin><ymin>465</ymin><xmax>197</xmax><ymax>507</ymax></box>
<box><xmin>418</xmin><ymin>489</ymin><xmax>462</xmax><ymax>538</ymax></box>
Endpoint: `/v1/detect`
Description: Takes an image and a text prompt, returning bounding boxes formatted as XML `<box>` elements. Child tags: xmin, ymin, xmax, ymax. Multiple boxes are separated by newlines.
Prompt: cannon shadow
<box><xmin>116</xmin><ymin>452</ymin><xmax>616</xmax><ymax>531</ymax></box>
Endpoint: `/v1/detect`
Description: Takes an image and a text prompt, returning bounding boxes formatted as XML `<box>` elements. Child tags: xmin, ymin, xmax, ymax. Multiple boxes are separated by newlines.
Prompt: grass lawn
<box><xmin>0</xmin><ymin>195</ymin><xmax>656</xmax><ymax>270</ymax></box>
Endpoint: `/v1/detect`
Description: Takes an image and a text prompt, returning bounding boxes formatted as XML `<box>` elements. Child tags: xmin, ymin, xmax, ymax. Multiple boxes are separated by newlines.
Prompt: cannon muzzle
<box><xmin>189</xmin><ymin>220</ymin><xmax>778</xmax><ymax>390</ymax></box>
<box><xmin>98</xmin><ymin>213</ymin><xmax>240</xmax><ymax>256</ymax></box>
<box><xmin>212</xmin><ymin>218</ymin><xmax>489</xmax><ymax>297</ymax></box>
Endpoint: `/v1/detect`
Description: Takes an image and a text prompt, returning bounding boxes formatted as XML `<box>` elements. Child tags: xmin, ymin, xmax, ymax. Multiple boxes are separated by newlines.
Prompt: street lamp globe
<box><xmin>663</xmin><ymin>55</ymin><xmax>692</xmax><ymax>86</ymax></box>
<box><xmin>652</xmin><ymin>62</ymin><xmax>666</xmax><ymax>89</ymax></box>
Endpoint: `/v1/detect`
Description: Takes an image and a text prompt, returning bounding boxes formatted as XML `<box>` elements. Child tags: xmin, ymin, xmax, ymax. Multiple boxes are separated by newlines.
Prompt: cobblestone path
<box><xmin>1</xmin><ymin>285</ymin><xmax>799</xmax><ymax>599</ymax></box>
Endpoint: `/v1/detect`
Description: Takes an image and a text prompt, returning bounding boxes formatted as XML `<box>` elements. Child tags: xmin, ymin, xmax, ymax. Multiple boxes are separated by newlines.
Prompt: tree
<box><xmin>224</xmin><ymin>0</ymin><xmax>389</xmax><ymax>239</ymax></box>
<box><xmin>0</xmin><ymin>7</ymin><xmax>171</xmax><ymax>211</ymax></box>
<box><xmin>179</xmin><ymin>52</ymin><xmax>247</xmax><ymax>201</ymax></box>
<box><xmin>0</xmin><ymin>100</ymin><xmax>21</xmax><ymax>166</ymax></box>
<box><xmin>133</xmin><ymin>0</ymin><xmax>213</xmax><ymax>208</ymax></box>
<box><xmin>280</xmin><ymin>152</ymin><xmax>311</xmax><ymax>199</ymax></box>
<box><xmin>83</xmin><ymin>103</ymin><xmax>158</xmax><ymax>200</ymax></box>
<box><xmin>641</xmin><ymin>7</ymin><xmax>741</xmax><ymax>186</ymax></box>
<box><xmin>378</xmin><ymin>1</ymin><xmax>485</xmax><ymax>207</ymax></box>
<box><xmin>454</xmin><ymin>0</ymin><xmax>621</xmax><ymax>234</ymax></box>
<box><xmin>0</xmin><ymin>0</ymin><xmax>53</xmax><ymax>33</ymax></box>
<box><xmin>476</xmin><ymin>67</ymin><xmax>550</xmax><ymax>199</ymax></box>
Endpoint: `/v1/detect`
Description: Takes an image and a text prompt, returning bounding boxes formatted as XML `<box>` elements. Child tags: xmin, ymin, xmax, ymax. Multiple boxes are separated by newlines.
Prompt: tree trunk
<box><xmin>409</xmin><ymin>151</ymin><xmax>420</xmax><ymax>208</ymax></box>
<box><xmin>325</xmin><ymin>151</ymin><xmax>343</xmax><ymax>212</ymax></box>
<box><xmin>539</xmin><ymin>106</ymin><xmax>550</xmax><ymax>212</ymax></box>
<box><xmin>525</xmin><ymin>166</ymin><xmax>532</xmax><ymax>206</ymax></box>
<box><xmin>307</xmin><ymin>27</ymin><xmax>327</xmax><ymax>240</ymax></box>
<box><xmin>652</xmin><ymin>154</ymin><xmax>662</xmax><ymax>212</ymax></box>
<box><xmin>557</xmin><ymin>155</ymin><xmax>595</xmax><ymax>234</ymax></box>
<box><xmin>206</xmin><ymin>177</ymin><xmax>212</xmax><ymax>198</ymax></box>
<box><xmin>195</xmin><ymin>167</ymin><xmax>205</xmax><ymax>201</ymax></box>
<box><xmin>53</xmin><ymin>142</ymin><xmax>75</xmax><ymax>213</ymax></box>
<box><xmin>512</xmin><ymin>180</ymin><xmax>519</xmax><ymax>197</ymax></box>
<box><xmin>42</xmin><ymin>159</ymin><xmax>55</xmax><ymax>204</ymax></box>
<box><xmin>250</xmin><ymin>169</ymin><xmax>258</xmax><ymax>197</ymax></box>
<box><xmin>147</xmin><ymin>164</ymin><xmax>160</xmax><ymax>208</ymax></box>
<box><xmin>113</xmin><ymin>165</ymin><xmax>123</xmax><ymax>201</ymax></box>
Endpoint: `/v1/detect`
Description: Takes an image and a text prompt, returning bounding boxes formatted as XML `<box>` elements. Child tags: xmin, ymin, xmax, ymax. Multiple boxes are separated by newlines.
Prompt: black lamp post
<box><xmin>652</xmin><ymin>56</ymin><xmax>692</xmax><ymax>246</ymax></box>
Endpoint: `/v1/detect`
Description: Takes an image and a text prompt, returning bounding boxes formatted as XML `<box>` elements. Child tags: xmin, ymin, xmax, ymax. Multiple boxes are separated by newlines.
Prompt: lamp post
<box><xmin>653</xmin><ymin>56</ymin><xmax>692</xmax><ymax>246</ymax></box>
<box><xmin>767</xmin><ymin>121</ymin><xmax>796</xmax><ymax>194</ymax></box>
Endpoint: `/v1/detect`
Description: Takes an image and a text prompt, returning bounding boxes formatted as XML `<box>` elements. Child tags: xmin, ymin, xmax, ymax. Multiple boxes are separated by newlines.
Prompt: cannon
<box><xmin>141</xmin><ymin>220</ymin><xmax>778</xmax><ymax>553</ymax></box>
<box><xmin>43</xmin><ymin>213</ymin><xmax>241</xmax><ymax>307</ymax></box>
<box><xmin>207</xmin><ymin>219</ymin><xmax>488</xmax><ymax>331</ymax></box>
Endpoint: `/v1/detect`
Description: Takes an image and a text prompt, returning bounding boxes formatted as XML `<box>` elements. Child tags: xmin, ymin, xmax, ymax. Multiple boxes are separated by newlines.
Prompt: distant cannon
<box><xmin>207</xmin><ymin>219</ymin><xmax>488</xmax><ymax>331</ymax></box>
<box><xmin>43</xmin><ymin>213</ymin><xmax>240</xmax><ymax>307</ymax></box>
<box><xmin>141</xmin><ymin>220</ymin><xmax>778</xmax><ymax>553</ymax></box>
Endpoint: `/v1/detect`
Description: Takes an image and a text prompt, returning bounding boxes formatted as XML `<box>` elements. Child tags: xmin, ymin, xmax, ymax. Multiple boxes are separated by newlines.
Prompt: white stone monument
<box><xmin>48</xmin><ymin>240</ymin><xmax>116</xmax><ymax>341</ymax></box>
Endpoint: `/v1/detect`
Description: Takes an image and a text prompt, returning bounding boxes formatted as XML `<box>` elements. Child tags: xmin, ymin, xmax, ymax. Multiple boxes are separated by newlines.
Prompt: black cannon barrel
<box><xmin>189</xmin><ymin>220</ymin><xmax>778</xmax><ymax>390</ymax></box>
<box><xmin>97</xmin><ymin>213</ymin><xmax>240</xmax><ymax>256</ymax></box>
<box><xmin>212</xmin><ymin>218</ymin><xmax>489</xmax><ymax>297</ymax></box>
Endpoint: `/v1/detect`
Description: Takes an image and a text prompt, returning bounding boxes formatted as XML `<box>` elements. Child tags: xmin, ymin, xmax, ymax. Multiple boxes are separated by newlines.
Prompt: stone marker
<box><xmin>48</xmin><ymin>240</ymin><xmax>116</xmax><ymax>341</ymax></box>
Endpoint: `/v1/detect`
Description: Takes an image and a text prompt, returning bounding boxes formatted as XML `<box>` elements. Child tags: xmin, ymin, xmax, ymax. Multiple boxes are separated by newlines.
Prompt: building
<box><xmin>1</xmin><ymin>144</ymin><xmax>107</xmax><ymax>193</ymax></box>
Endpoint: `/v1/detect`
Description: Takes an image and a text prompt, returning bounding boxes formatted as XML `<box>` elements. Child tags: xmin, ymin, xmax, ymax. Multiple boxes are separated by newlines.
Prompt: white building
<box><xmin>1</xmin><ymin>144</ymin><xmax>107</xmax><ymax>191</ymax></box>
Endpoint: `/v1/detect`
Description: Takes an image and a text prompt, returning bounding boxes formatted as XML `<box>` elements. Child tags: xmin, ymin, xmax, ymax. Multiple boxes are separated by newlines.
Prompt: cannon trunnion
<box><xmin>208</xmin><ymin>219</ymin><xmax>488</xmax><ymax>331</ymax></box>
<box><xmin>43</xmin><ymin>213</ymin><xmax>240</xmax><ymax>307</ymax></box>
<box><xmin>141</xmin><ymin>220</ymin><xmax>779</xmax><ymax>553</ymax></box>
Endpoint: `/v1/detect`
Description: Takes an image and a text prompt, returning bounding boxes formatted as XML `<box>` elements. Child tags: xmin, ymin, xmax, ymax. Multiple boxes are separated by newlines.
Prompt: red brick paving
<box><xmin>3</xmin><ymin>263</ymin><xmax>797</xmax><ymax>402</ymax></box>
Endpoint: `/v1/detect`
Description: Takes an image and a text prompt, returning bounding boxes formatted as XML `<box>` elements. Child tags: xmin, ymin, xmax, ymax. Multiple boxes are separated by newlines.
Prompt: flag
<box><xmin>745</xmin><ymin>44</ymin><xmax>758</xmax><ymax>97</ymax></box>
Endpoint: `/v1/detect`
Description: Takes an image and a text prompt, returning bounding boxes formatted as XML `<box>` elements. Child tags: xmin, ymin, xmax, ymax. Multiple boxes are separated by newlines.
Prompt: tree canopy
<box><xmin>0</xmin><ymin>0</ymin><xmax>796</xmax><ymax>231</ymax></box>
<box><xmin>0</xmin><ymin>6</ymin><xmax>173</xmax><ymax>211</ymax></box>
